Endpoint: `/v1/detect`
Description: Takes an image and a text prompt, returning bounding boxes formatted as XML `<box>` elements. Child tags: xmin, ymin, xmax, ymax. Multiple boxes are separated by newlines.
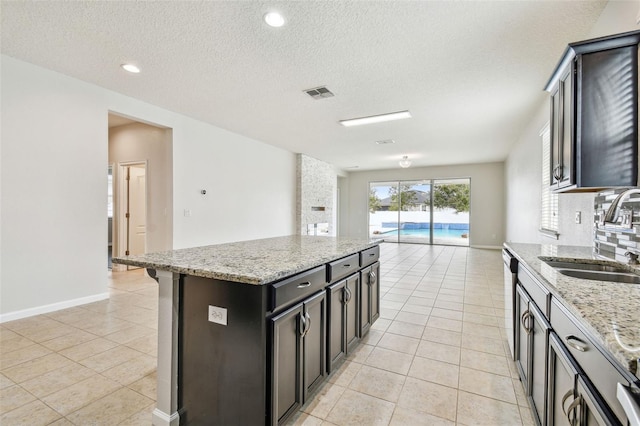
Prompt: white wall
<box><xmin>345</xmin><ymin>162</ymin><xmax>505</xmax><ymax>248</ymax></box>
<box><xmin>504</xmin><ymin>1</ymin><xmax>640</xmax><ymax>245</ymax></box>
<box><xmin>1</xmin><ymin>56</ymin><xmax>297</xmax><ymax>320</ymax></box>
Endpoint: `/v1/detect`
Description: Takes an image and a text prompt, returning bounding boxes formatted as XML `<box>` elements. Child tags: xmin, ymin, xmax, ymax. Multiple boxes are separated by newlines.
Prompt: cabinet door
<box><xmin>303</xmin><ymin>291</ymin><xmax>326</xmax><ymax>400</ymax></box>
<box><xmin>327</xmin><ymin>280</ymin><xmax>346</xmax><ymax>374</ymax></box>
<box><xmin>359</xmin><ymin>266</ymin><xmax>372</xmax><ymax>337</ymax></box>
<box><xmin>345</xmin><ymin>273</ymin><xmax>360</xmax><ymax>352</ymax></box>
<box><xmin>530</xmin><ymin>302</ymin><xmax>551</xmax><ymax>426</ymax></box>
<box><xmin>558</xmin><ymin>64</ymin><xmax>575</xmax><ymax>188</ymax></box>
<box><xmin>550</xmin><ymin>81</ymin><xmax>562</xmax><ymax>188</ymax></box>
<box><xmin>369</xmin><ymin>262</ymin><xmax>380</xmax><ymax>325</ymax></box>
<box><xmin>515</xmin><ymin>284</ymin><xmax>532</xmax><ymax>393</ymax></box>
<box><xmin>577</xmin><ymin>376</ymin><xmax>620</xmax><ymax>426</ymax></box>
<box><xmin>547</xmin><ymin>333</ymin><xmax>579</xmax><ymax>426</ymax></box>
<box><xmin>270</xmin><ymin>303</ymin><xmax>303</xmax><ymax>425</ymax></box>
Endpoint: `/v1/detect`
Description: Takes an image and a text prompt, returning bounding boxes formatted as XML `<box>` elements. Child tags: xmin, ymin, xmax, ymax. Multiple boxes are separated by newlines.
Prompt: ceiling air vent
<box><xmin>304</xmin><ymin>86</ymin><xmax>334</xmax><ymax>100</ymax></box>
<box><xmin>375</xmin><ymin>139</ymin><xmax>396</xmax><ymax>145</ymax></box>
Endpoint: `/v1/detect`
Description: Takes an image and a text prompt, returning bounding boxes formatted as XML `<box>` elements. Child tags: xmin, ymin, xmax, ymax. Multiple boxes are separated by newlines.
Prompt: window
<box><xmin>540</xmin><ymin>123</ymin><xmax>559</xmax><ymax>237</ymax></box>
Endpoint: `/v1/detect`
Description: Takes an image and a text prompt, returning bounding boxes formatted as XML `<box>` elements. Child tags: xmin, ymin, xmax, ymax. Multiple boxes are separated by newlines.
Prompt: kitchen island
<box><xmin>113</xmin><ymin>235</ymin><xmax>381</xmax><ymax>426</ymax></box>
<box><xmin>504</xmin><ymin>243</ymin><xmax>639</xmax><ymax>425</ymax></box>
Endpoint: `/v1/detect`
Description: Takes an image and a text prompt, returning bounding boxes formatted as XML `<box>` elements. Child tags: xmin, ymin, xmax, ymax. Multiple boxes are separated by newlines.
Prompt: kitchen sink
<box><xmin>540</xmin><ymin>258</ymin><xmax>640</xmax><ymax>284</ymax></box>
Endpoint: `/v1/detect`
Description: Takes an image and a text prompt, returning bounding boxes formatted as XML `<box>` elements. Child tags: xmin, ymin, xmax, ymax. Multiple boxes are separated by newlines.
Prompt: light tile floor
<box><xmin>0</xmin><ymin>243</ymin><xmax>535</xmax><ymax>425</ymax></box>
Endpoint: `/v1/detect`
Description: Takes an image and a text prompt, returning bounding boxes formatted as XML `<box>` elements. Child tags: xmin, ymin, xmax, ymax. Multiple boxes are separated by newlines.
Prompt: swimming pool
<box><xmin>380</xmin><ymin>228</ymin><xmax>468</xmax><ymax>238</ymax></box>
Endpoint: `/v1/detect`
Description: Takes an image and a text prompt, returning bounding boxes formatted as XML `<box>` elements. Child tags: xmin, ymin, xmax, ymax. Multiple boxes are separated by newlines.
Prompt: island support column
<box><xmin>152</xmin><ymin>270</ymin><xmax>181</xmax><ymax>426</ymax></box>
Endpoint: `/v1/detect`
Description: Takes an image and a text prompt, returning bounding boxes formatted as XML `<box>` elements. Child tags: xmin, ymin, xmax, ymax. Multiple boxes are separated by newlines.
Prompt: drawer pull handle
<box><xmin>344</xmin><ymin>287</ymin><xmax>352</xmax><ymax>303</ymax></box>
<box><xmin>566</xmin><ymin>395</ymin><xmax>582</xmax><ymax>425</ymax></box>
<box><xmin>297</xmin><ymin>282</ymin><xmax>311</xmax><ymax>289</ymax></box>
<box><xmin>369</xmin><ymin>271</ymin><xmax>377</xmax><ymax>285</ymax></box>
<box><xmin>565</xmin><ymin>335</ymin><xmax>588</xmax><ymax>352</ymax></box>
<box><xmin>369</xmin><ymin>253</ymin><xmax>376</xmax><ymax>257</ymax></box>
<box><xmin>304</xmin><ymin>312</ymin><xmax>311</xmax><ymax>335</ymax></box>
<box><xmin>561</xmin><ymin>389</ymin><xmax>574</xmax><ymax>415</ymax></box>
<box><xmin>299</xmin><ymin>314</ymin><xmax>307</xmax><ymax>336</ymax></box>
<box><xmin>343</xmin><ymin>264</ymin><xmax>351</xmax><ymax>268</ymax></box>
<box><xmin>521</xmin><ymin>310</ymin><xmax>532</xmax><ymax>334</ymax></box>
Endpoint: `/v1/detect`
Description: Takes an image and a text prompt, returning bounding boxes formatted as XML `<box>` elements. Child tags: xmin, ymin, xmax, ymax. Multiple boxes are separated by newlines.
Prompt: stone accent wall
<box><xmin>594</xmin><ymin>188</ymin><xmax>640</xmax><ymax>262</ymax></box>
<box><xmin>296</xmin><ymin>154</ymin><xmax>337</xmax><ymax>236</ymax></box>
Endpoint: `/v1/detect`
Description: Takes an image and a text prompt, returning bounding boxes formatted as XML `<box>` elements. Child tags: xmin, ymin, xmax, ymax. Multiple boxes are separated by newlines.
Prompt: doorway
<box><xmin>369</xmin><ymin>178</ymin><xmax>470</xmax><ymax>246</ymax></box>
<box><xmin>119</xmin><ymin>162</ymin><xmax>147</xmax><ymax>269</ymax></box>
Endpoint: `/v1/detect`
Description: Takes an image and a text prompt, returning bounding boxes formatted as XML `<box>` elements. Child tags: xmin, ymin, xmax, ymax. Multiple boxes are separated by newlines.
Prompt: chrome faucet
<box><xmin>603</xmin><ymin>188</ymin><xmax>640</xmax><ymax>225</ymax></box>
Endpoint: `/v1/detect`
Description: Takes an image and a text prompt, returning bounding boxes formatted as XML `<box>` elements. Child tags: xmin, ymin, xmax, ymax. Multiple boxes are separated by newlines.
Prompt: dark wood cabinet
<box><xmin>270</xmin><ymin>290</ymin><xmax>326</xmax><ymax>425</ymax></box>
<box><xmin>546</xmin><ymin>30</ymin><xmax>640</xmax><ymax>192</ymax></box>
<box><xmin>327</xmin><ymin>273</ymin><xmax>360</xmax><ymax>373</ymax></box>
<box><xmin>515</xmin><ymin>283</ymin><xmax>550</xmax><ymax>426</ymax></box>
<box><xmin>359</xmin><ymin>261</ymin><xmax>380</xmax><ymax>337</ymax></box>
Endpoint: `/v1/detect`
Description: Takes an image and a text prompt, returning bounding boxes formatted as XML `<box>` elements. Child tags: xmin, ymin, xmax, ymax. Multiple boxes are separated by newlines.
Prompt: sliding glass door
<box><xmin>369</xmin><ymin>178</ymin><xmax>470</xmax><ymax>246</ymax></box>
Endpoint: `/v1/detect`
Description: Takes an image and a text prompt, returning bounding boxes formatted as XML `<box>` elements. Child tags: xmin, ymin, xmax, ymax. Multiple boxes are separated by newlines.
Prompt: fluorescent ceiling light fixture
<box><xmin>264</xmin><ymin>12</ymin><xmax>285</xmax><ymax>27</ymax></box>
<box><xmin>339</xmin><ymin>110</ymin><xmax>412</xmax><ymax>127</ymax></box>
<box><xmin>399</xmin><ymin>156</ymin><xmax>412</xmax><ymax>168</ymax></box>
<box><xmin>121</xmin><ymin>63</ymin><xmax>140</xmax><ymax>73</ymax></box>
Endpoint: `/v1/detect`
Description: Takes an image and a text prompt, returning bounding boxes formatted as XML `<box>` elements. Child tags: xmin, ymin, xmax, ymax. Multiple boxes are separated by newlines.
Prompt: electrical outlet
<box><xmin>575</xmin><ymin>211</ymin><xmax>581</xmax><ymax>224</ymax></box>
<box><xmin>208</xmin><ymin>305</ymin><xmax>227</xmax><ymax>326</ymax></box>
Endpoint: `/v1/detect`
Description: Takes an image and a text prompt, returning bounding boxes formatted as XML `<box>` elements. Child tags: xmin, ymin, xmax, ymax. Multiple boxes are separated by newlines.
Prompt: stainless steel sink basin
<box><xmin>540</xmin><ymin>258</ymin><xmax>640</xmax><ymax>284</ymax></box>
<box><xmin>555</xmin><ymin>269</ymin><xmax>640</xmax><ymax>284</ymax></box>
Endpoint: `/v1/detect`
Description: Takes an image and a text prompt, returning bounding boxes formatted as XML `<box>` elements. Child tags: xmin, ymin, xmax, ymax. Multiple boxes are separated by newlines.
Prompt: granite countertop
<box><xmin>505</xmin><ymin>242</ymin><xmax>640</xmax><ymax>382</ymax></box>
<box><xmin>112</xmin><ymin>235</ymin><xmax>380</xmax><ymax>285</ymax></box>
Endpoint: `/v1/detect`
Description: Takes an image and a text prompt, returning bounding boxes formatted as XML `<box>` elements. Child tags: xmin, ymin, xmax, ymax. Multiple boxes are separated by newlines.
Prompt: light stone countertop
<box><xmin>112</xmin><ymin>235</ymin><xmax>381</xmax><ymax>285</ymax></box>
<box><xmin>505</xmin><ymin>242</ymin><xmax>640</xmax><ymax>382</ymax></box>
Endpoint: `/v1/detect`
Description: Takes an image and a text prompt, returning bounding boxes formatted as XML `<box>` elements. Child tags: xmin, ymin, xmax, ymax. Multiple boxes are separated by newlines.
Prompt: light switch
<box><xmin>575</xmin><ymin>211</ymin><xmax>581</xmax><ymax>224</ymax></box>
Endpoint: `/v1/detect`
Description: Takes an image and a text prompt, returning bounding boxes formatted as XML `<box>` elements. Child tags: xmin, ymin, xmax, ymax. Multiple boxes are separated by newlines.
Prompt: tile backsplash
<box><xmin>594</xmin><ymin>188</ymin><xmax>640</xmax><ymax>262</ymax></box>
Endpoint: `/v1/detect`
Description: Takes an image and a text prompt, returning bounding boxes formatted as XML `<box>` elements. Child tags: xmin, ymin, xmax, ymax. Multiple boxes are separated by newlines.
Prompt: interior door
<box><xmin>127</xmin><ymin>164</ymin><xmax>147</xmax><ymax>261</ymax></box>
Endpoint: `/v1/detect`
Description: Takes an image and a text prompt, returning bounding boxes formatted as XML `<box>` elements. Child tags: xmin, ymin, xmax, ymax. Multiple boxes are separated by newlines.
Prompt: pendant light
<box><xmin>399</xmin><ymin>156</ymin><xmax>412</xmax><ymax>168</ymax></box>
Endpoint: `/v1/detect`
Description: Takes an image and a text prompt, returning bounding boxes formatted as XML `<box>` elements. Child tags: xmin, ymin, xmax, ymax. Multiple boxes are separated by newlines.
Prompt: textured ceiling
<box><xmin>1</xmin><ymin>1</ymin><xmax>608</xmax><ymax>170</ymax></box>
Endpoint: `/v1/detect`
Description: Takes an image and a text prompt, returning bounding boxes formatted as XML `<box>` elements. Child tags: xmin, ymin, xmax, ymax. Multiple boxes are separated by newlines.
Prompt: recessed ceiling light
<box><xmin>399</xmin><ymin>156</ymin><xmax>412</xmax><ymax>168</ymax></box>
<box><xmin>121</xmin><ymin>64</ymin><xmax>140</xmax><ymax>73</ymax></box>
<box><xmin>264</xmin><ymin>12</ymin><xmax>285</xmax><ymax>27</ymax></box>
<box><xmin>375</xmin><ymin>139</ymin><xmax>395</xmax><ymax>145</ymax></box>
<box><xmin>340</xmin><ymin>110</ymin><xmax>412</xmax><ymax>127</ymax></box>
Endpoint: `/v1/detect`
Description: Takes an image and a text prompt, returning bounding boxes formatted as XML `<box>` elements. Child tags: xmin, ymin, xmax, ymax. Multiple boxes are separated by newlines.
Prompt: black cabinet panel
<box><xmin>303</xmin><ymin>291</ymin><xmax>326</xmax><ymax>399</ymax></box>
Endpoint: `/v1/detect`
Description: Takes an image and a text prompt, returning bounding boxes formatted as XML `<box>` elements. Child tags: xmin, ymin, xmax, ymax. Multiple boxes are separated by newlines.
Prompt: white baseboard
<box><xmin>0</xmin><ymin>292</ymin><xmax>110</xmax><ymax>323</ymax></box>
<box><xmin>470</xmin><ymin>245</ymin><xmax>503</xmax><ymax>250</ymax></box>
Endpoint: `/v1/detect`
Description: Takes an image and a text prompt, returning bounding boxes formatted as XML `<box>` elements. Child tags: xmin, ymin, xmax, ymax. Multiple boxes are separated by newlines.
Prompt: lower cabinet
<box><xmin>547</xmin><ymin>333</ymin><xmax>620</xmax><ymax>426</ymax></box>
<box><xmin>270</xmin><ymin>290</ymin><xmax>326</xmax><ymax>426</ymax></box>
<box><xmin>360</xmin><ymin>261</ymin><xmax>380</xmax><ymax>336</ymax></box>
<box><xmin>327</xmin><ymin>273</ymin><xmax>360</xmax><ymax>373</ymax></box>
<box><xmin>515</xmin><ymin>283</ymin><xmax>550</xmax><ymax>426</ymax></box>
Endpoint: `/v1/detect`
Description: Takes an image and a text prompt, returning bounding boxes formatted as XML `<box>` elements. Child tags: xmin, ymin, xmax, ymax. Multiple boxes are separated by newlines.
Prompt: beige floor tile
<box><xmin>0</xmin><ymin>399</ymin><xmax>61</xmax><ymax>426</ymax></box>
<box><xmin>128</xmin><ymin>372</ymin><xmax>157</xmax><ymax>400</ymax></box>
<box><xmin>20</xmin><ymin>363</ymin><xmax>96</xmax><ymax>398</ymax></box>
<box><xmin>427</xmin><ymin>316</ymin><xmax>463</xmax><ymax>333</ymax></box>
<box><xmin>348</xmin><ymin>365</ymin><xmax>405</xmax><ymax>402</ymax></box>
<box><xmin>458</xmin><ymin>366</ymin><xmax>517</xmax><ymax>404</ymax></box>
<box><xmin>463</xmin><ymin>311</ymin><xmax>500</xmax><ymax>326</ymax></box>
<box><xmin>461</xmin><ymin>322</ymin><xmax>502</xmax><ymax>340</ymax></box>
<box><xmin>397</xmin><ymin>377</ymin><xmax>458</xmax><ymax>421</ymax></box>
<box><xmin>394</xmin><ymin>311</ymin><xmax>429</xmax><ymax>326</ymax></box>
<box><xmin>462</xmin><ymin>304</ymin><xmax>496</xmax><ymax>316</ymax></box>
<box><xmin>2</xmin><ymin>353</ymin><xmax>73</xmax><ymax>383</ymax></box>
<box><xmin>389</xmin><ymin>406</ymin><xmax>455</xmax><ymax>426</ymax></box>
<box><xmin>421</xmin><ymin>326</ymin><xmax>462</xmax><ymax>347</ymax></box>
<box><xmin>65</xmin><ymin>387</ymin><xmax>153</xmax><ymax>425</ymax></box>
<box><xmin>58</xmin><ymin>337</ymin><xmax>119</xmax><ymax>362</ymax></box>
<box><xmin>386</xmin><ymin>321</ymin><xmax>424</xmax><ymax>339</ymax></box>
<box><xmin>2</xmin><ymin>317</ymin><xmax>62</xmax><ymax>333</ymax></box>
<box><xmin>117</xmin><ymin>402</ymin><xmax>156</xmax><ymax>426</ymax></box>
<box><xmin>345</xmin><ymin>343</ymin><xmax>373</xmax><ymax>364</ymax></box>
<box><xmin>327</xmin><ymin>361</ymin><xmax>362</xmax><ymax>387</ymax></box>
<box><xmin>415</xmin><ymin>340</ymin><xmax>460</xmax><ymax>364</ymax></box>
<box><xmin>79</xmin><ymin>345</ymin><xmax>144</xmax><ymax>373</ymax></box>
<box><xmin>364</xmin><ymin>347</ymin><xmax>413</xmax><ymax>375</ymax></box>
<box><xmin>0</xmin><ymin>327</ymin><xmax>20</xmax><ymax>342</ymax></box>
<box><xmin>0</xmin><ymin>335</ymin><xmax>36</xmax><ymax>354</ymax></box>
<box><xmin>0</xmin><ymin>373</ymin><xmax>15</xmax><ymax>390</ymax></box>
<box><xmin>103</xmin><ymin>324</ymin><xmax>156</xmax><ymax>345</ymax></box>
<box><xmin>460</xmin><ymin>348</ymin><xmax>511</xmax><ymax>377</ymax></box>
<box><xmin>377</xmin><ymin>333</ymin><xmax>419</xmax><ymax>355</ymax></box>
<box><xmin>360</xmin><ymin>329</ymin><xmax>383</xmax><ymax>346</ymax></box>
<box><xmin>382</xmin><ymin>293</ymin><xmax>410</xmax><ymax>303</ymax></box>
<box><xmin>456</xmin><ymin>390</ymin><xmax>521</xmax><ymax>426</ymax></box>
<box><xmin>513</xmin><ymin>378</ymin><xmax>529</xmax><ymax>407</ymax></box>
<box><xmin>461</xmin><ymin>333</ymin><xmax>505</xmax><ymax>356</ymax></box>
<box><xmin>40</xmin><ymin>329</ymin><xmax>97</xmax><ymax>352</ymax></box>
<box><xmin>42</xmin><ymin>374</ymin><xmax>121</xmax><ymax>415</ymax></box>
<box><xmin>0</xmin><ymin>343</ymin><xmax>51</xmax><ymax>370</ymax></box>
<box><xmin>433</xmin><ymin>300</ymin><xmax>464</xmax><ymax>311</ymax></box>
<box><xmin>0</xmin><ymin>385</ymin><xmax>36</xmax><ymax>414</ymax></box>
<box><xmin>12</xmin><ymin>324</ymin><xmax>79</xmax><ymax>343</ymax></box>
<box><xmin>101</xmin><ymin>353</ymin><xmax>156</xmax><ymax>386</ymax></box>
<box><xmin>379</xmin><ymin>308</ymin><xmax>399</xmax><ymax>320</ymax></box>
<box><xmin>302</xmin><ymin>381</ymin><xmax>346</xmax><ymax>418</ymax></box>
<box><xmin>380</xmin><ymin>300</ymin><xmax>405</xmax><ymax>311</ymax></box>
<box><xmin>408</xmin><ymin>356</ymin><xmax>459</xmax><ymax>388</ymax></box>
<box><xmin>124</xmin><ymin>333</ymin><xmax>158</xmax><ymax>355</ymax></box>
<box><xmin>519</xmin><ymin>403</ymin><xmax>536</xmax><ymax>426</ymax></box>
<box><xmin>286</xmin><ymin>411</ymin><xmax>325</xmax><ymax>426</ymax></box>
<box><xmin>406</xmin><ymin>296</ymin><xmax>435</xmax><ymax>307</ymax></box>
<box><xmin>325</xmin><ymin>389</ymin><xmax>395</xmax><ymax>426</ymax></box>
<box><xmin>370</xmin><ymin>318</ymin><xmax>391</xmax><ymax>332</ymax></box>
<box><xmin>399</xmin><ymin>304</ymin><xmax>432</xmax><ymax>315</ymax></box>
<box><xmin>386</xmin><ymin>288</ymin><xmax>413</xmax><ymax>296</ymax></box>
<box><xmin>412</xmin><ymin>290</ymin><xmax>439</xmax><ymax>299</ymax></box>
<box><xmin>436</xmin><ymin>294</ymin><xmax>464</xmax><ymax>303</ymax></box>
<box><xmin>430</xmin><ymin>307</ymin><xmax>464</xmax><ymax>321</ymax></box>
<box><xmin>48</xmin><ymin>419</ymin><xmax>74</xmax><ymax>426</ymax></box>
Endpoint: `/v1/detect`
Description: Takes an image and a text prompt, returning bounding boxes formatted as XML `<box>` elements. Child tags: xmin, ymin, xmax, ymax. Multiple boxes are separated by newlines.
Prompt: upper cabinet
<box><xmin>545</xmin><ymin>30</ymin><xmax>640</xmax><ymax>192</ymax></box>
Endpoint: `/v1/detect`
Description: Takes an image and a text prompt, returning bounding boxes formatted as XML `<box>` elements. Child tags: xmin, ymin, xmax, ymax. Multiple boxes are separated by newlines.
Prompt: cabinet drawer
<box><xmin>271</xmin><ymin>266</ymin><xmax>327</xmax><ymax>313</ymax></box>
<box><xmin>518</xmin><ymin>265</ymin><xmax>550</xmax><ymax>318</ymax></box>
<box><xmin>360</xmin><ymin>246</ymin><xmax>380</xmax><ymax>268</ymax></box>
<box><xmin>550</xmin><ymin>299</ymin><xmax>629</xmax><ymax>423</ymax></box>
<box><xmin>327</xmin><ymin>254</ymin><xmax>359</xmax><ymax>283</ymax></box>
